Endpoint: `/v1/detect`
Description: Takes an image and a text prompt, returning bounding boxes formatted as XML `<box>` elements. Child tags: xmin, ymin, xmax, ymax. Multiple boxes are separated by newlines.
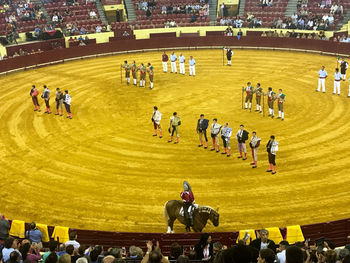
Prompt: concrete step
<box><xmin>238</xmin><ymin>0</ymin><xmax>246</xmax><ymax>17</ymax></box>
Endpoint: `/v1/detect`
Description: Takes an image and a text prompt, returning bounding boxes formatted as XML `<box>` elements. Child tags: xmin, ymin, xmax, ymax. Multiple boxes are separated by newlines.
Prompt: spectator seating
<box><xmin>243</xmin><ymin>0</ymin><xmax>289</xmax><ymax>27</ymax></box>
<box><xmin>43</xmin><ymin>0</ymin><xmax>104</xmax><ymax>34</ymax></box>
<box><xmin>0</xmin><ymin>0</ymin><xmax>48</xmax><ymax>35</ymax></box>
<box><xmin>132</xmin><ymin>0</ymin><xmax>210</xmax><ymax>29</ymax></box>
<box><xmin>295</xmin><ymin>0</ymin><xmax>350</xmax><ymax>30</ymax></box>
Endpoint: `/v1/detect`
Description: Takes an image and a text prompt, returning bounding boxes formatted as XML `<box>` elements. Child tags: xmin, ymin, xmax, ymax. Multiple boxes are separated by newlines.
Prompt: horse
<box><xmin>163</xmin><ymin>200</ymin><xmax>219</xmax><ymax>233</ymax></box>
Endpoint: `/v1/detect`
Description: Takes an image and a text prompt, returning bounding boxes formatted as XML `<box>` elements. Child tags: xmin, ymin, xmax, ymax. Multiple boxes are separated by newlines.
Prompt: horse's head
<box><xmin>209</xmin><ymin>208</ymin><xmax>220</xmax><ymax>227</ymax></box>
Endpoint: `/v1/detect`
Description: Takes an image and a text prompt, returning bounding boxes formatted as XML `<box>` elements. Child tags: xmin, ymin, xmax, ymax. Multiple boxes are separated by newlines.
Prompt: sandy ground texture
<box><xmin>0</xmin><ymin>49</ymin><xmax>350</xmax><ymax>233</ymax></box>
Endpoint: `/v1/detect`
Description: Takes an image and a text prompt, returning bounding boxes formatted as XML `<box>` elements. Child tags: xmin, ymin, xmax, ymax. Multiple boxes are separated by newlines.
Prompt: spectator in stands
<box><xmin>90</xmin><ymin>10</ymin><xmax>97</xmax><ymax>19</ymax></box>
<box><xmin>80</xmin><ymin>27</ymin><xmax>87</xmax><ymax>35</ymax></box>
<box><xmin>146</xmin><ymin>8</ymin><xmax>151</xmax><ymax>19</ymax></box>
<box><xmin>190</xmin><ymin>14</ymin><xmax>196</xmax><ymax>23</ymax></box>
<box><xmin>128</xmin><ymin>246</ymin><xmax>142</xmax><ymax>259</ymax></box>
<box><xmin>168</xmin><ymin>243</ymin><xmax>183</xmax><ymax>261</ymax></box>
<box><xmin>225</xmin><ymin>27</ymin><xmax>233</xmax><ymax>36</ymax></box>
<box><xmin>2</xmin><ymin>238</ymin><xmax>21</xmax><ymax>263</ymax></box>
<box><xmin>45</xmin><ymin>252</ymin><xmax>59</xmax><ymax>263</ymax></box>
<box><xmin>65</xmin><ymin>232</ymin><xmax>80</xmax><ymax>251</ymax></box>
<box><xmin>20</xmin><ymin>242</ymin><xmax>41</xmax><ymax>263</ymax></box>
<box><xmin>25</xmin><ymin>222</ymin><xmax>43</xmax><ymax>249</ymax></box>
<box><xmin>335</xmin><ymin>4</ymin><xmax>343</xmax><ymax>15</ymax></box>
<box><xmin>57</xmin><ymin>244</ymin><xmax>66</xmax><ymax>257</ymax></box>
<box><xmin>237</xmin><ymin>29</ymin><xmax>243</xmax><ymax>40</ymax></box>
<box><xmin>258</xmin><ymin>248</ymin><xmax>275</xmax><ymax>263</ymax></box>
<box><xmin>195</xmin><ymin>233</ymin><xmax>213</xmax><ymax>260</ymax></box>
<box><xmin>250</xmin><ymin>229</ymin><xmax>276</xmax><ymax>252</ymax></box>
<box><xmin>7</xmin><ymin>251</ymin><xmax>21</xmax><ymax>263</ymax></box>
<box><xmin>0</xmin><ymin>214</ymin><xmax>10</xmax><ymax>241</ymax></box>
<box><xmin>89</xmin><ymin>248</ymin><xmax>100</xmax><ymax>263</ymax></box>
<box><xmin>106</xmin><ymin>247</ymin><xmax>121</xmax><ymax>259</ymax></box>
<box><xmin>52</xmin><ymin>13</ymin><xmax>59</xmax><ymax>23</ymax></box>
<box><xmin>220</xmin><ymin>3</ymin><xmax>225</xmax><ymax>17</ymax></box>
<box><xmin>277</xmin><ymin>241</ymin><xmax>289</xmax><ymax>263</ymax></box>
<box><xmin>59</xmin><ymin>254</ymin><xmax>71</xmax><ymax>263</ymax></box>
<box><xmin>234</xmin><ymin>17</ymin><xmax>243</xmax><ymax>28</ymax></box>
<box><xmin>213</xmin><ymin>242</ymin><xmax>224</xmax><ymax>257</ymax></box>
<box><xmin>286</xmin><ymin>246</ymin><xmax>303</xmax><ymax>263</ymax></box>
<box><xmin>43</xmin><ymin>241</ymin><xmax>59</xmax><ymax>262</ymax></box>
<box><xmin>96</xmin><ymin>25</ymin><xmax>102</xmax><ymax>33</ymax></box>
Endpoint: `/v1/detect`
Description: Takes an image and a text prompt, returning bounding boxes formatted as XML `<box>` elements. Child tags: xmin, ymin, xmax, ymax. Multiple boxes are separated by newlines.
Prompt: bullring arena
<box><xmin>1</xmin><ymin>0</ymin><xmax>350</xmax><ymax>260</ymax></box>
<box><xmin>2</xmin><ymin>48</ymin><xmax>350</xmax><ymax>234</ymax></box>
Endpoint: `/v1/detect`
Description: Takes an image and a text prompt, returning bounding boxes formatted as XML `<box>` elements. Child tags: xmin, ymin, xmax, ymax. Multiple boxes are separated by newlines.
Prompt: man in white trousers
<box><xmin>189</xmin><ymin>56</ymin><xmax>196</xmax><ymax>76</ymax></box>
<box><xmin>317</xmin><ymin>66</ymin><xmax>327</xmax><ymax>93</ymax></box>
<box><xmin>334</xmin><ymin>68</ymin><xmax>342</xmax><ymax>95</ymax></box>
<box><xmin>179</xmin><ymin>53</ymin><xmax>185</xmax><ymax>75</ymax></box>
<box><xmin>162</xmin><ymin>51</ymin><xmax>168</xmax><ymax>73</ymax></box>
<box><xmin>170</xmin><ymin>52</ymin><xmax>177</xmax><ymax>73</ymax></box>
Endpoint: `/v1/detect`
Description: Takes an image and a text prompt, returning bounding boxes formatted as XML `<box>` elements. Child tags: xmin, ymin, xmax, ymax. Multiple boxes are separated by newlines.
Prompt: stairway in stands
<box><xmin>36</xmin><ymin>0</ymin><xmax>52</xmax><ymax>26</ymax></box>
<box><xmin>124</xmin><ymin>0</ymin><xmax>136</xmax><ymax>21</ymax></box>
<box><xmin>285</xmin><ymin>0</ymin><xmax>298</xmax><ymax>17</ymax></box>
<box><xmin>238</xmin><ymin>0</ymin><xmax>246</xmax><ymax>17</ymax></box>
<box><xmin>209</xmin><ymin>0</ymin><xmax>218</xmax><ymax>25</ymax></box>
<box><xmin>336</xmin><ymin>11</ymin><xmax>350</xmax><ymax>31</ymax></box>
<box><xmin>96</xmin><ymin>0</ymin><xmax>108</xmax><ymax>25</ymax></box>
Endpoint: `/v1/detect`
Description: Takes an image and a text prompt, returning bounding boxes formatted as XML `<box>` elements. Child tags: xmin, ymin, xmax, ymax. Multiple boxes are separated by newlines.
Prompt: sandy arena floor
<box><xmin>0</xmin><ymin>49</ymin><xmax>350</xmax><ymax>233</ymax></box>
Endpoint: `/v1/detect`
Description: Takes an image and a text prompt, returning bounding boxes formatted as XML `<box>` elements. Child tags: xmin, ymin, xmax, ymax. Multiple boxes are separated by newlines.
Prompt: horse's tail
<box><xmin>163</xmin><ymin>201</ymin><xmax>170</xmax><ymax>223</ymax></box>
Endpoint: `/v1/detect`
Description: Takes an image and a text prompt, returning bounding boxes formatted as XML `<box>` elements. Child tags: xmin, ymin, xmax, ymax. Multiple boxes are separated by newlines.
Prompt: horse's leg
<box><xmin>168</xmin><ymin>219</ymin><xmax>175</xmax><ymax>233</ymax></box>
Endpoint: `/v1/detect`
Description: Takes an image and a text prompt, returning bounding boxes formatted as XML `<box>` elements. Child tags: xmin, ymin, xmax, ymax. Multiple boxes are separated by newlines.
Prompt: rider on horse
<box><xmin>180</xmin><ymin>181</ymin><xmax>195</xmax><ymax>232</ymax></box>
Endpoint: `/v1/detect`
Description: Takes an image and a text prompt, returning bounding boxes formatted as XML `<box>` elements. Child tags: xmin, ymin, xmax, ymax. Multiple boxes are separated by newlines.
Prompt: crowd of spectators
<box><xmin>260</xmin><ymin>29</ymin><xmax>328</xmax><ymax>39</ymax></box>
<box><xmin>135</xmin><ymin>0</ymin><xmax>209</xmax><ymax>21</ymax></box>
<box><xmin>68</xmin><ymin>35</ymin><xmax>90</xmax><ymax>45</ymax></box>
<box><xmin>0</xmin><ymin>0</ymin><xmax>47</xmax><ymax>40</ymax></box>
<box><xmin>1</xmin><ymin>215</ymin><xmax>350</xmax><ymax>263</ymax></box>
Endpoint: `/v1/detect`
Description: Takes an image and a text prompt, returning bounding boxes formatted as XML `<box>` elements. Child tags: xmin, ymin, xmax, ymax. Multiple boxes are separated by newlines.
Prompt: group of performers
<box><xmin>317</xmin><ymin>58</ymin><xmax>350</xmax><ymax>96</ymax></box>
<box><xmin>162</xmin><ymin>51</ymin><xmax>196</xmax><ymax>76</ymax></box>
<box><xmin>30</xmin><ymin>85</ymin><xmax>72</xmax><ymax>119</ymax></box>
<box><xmin>121</xmin><ymin>60</ymin><xmax>154</xmax><ymax>89</ymax></box>
<box><xmin>151</xmin><ymin>107</ymin><xmax>279</xmax><ymax>174</ymax></box>
<box><xmin>243</xmin><ymin>82</ymin><xmax>286</xmax><ymax>120</ymax></box>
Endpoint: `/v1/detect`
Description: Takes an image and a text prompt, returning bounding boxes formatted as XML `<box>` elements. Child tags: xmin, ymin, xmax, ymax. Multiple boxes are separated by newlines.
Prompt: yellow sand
<box><xmin>0</xmin><ymin>49</ymin><xmax>349</xmax><ymax>233</ymax></box>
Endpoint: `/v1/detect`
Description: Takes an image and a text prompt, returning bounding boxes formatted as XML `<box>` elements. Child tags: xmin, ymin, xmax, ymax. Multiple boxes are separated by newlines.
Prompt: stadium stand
<box><xmin>0</xmin><ymin>217</ymin><xmax>349</xmax><ymax>263</ymax></box>
<box><xmin>216</xmin><ymin>0</ymin><xmax>350</xmax><ymax>31</ymax></box>
<box><xmin>43</xmin><ymin>0</ymin><xmax>106</xmax><ymax>35</ymax></box>
<box><xmin>131</xmin><ymin>0</ymin><xmax>210</xmax><ymax>29</ymax></box>
<box><xmin>0</xmin><ymin>0</ymin><xmax>48</xmax><ymax>36</ymax></box>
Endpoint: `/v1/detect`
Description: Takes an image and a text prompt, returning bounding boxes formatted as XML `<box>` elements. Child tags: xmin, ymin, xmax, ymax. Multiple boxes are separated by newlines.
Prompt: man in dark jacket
<box><xmin>0</xmin><ymin>214</ymin><xmax>10</xmax><ymax>240</ymax></box>
<box><xmin>196</xmin><ymin>114</ymin><xmax>209</xmax><ymax>148</ymax></box>
<box><xmin>250</xmin><ymin>229</ymin><xmax>276</xmax><ymax>253</ymax></box>
<box><xmin>236</xmin><ymin>124</ymin><xmax>249</xmax><ymax>160</ymax></box>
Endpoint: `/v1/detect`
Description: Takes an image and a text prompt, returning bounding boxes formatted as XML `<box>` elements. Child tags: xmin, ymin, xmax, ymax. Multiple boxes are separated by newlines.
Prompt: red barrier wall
<box><xmin>1</xmin><ymin>36</ymin><xmax>349</xmax><ymax>74</ymax></box>
<box><xmin>6</xmin><ymin>39</ymin><xmax>66</xmax><ymax>56</ymax></box>
<box><xmin>1</xmin><ymin>35</ymin><xmax>350</xmax><ymax>250</ymax></box>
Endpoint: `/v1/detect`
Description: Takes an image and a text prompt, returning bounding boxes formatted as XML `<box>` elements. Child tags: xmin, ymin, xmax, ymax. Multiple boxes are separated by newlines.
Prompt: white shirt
<box><xmin>90</xmin><ymin>11</ymin><xmax>96</xmax><ymax>17</ymax></box>
<box><xmin>64</xmin><ymin>94</ymin><xmax>72</xmax><ymax>105</ymax></box>
<box><xmin>52</xmin><ymin>15</ymin><xmax>58</xmax><ymax>22</ymax></box>
<box><xmin>179</xmin><ymin>55</ymin><xmax>185</xmax><ymax>63</ymax></box>
<box><xmin>335</xmin><ymin>72</ymin><xmax>342</xmax><ymax>80</ymax></box>
<box><xmin>189</xmin><ymin>58</ymin><xmax>195</xmax><ymax>66</ymax></box>
<box><xmin>277</xmin><ymin>250</ymin><xmax>286</xmax><ymax>263</ymax></box>
<box><xmin>260</xmin><ymin>242</ymin><xmax>268</xmax><ymax>250</ymax></box>
<box><xmin>318</xmin><ymin>69</ymin><xmax>327</xmax><ymax>78</ymax></box>
<box><xmin>65</xmin><ymin>240</ymin><xmax>80</xmax><ymax>250</ymax></box>
<box><xmin>170</xmin><ymin>54</ymin><xmax>177</xmax><ymax>62</ymax></box>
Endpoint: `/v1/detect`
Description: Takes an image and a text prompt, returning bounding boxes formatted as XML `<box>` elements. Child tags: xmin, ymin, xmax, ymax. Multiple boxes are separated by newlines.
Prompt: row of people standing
<box><xmin>151</xmin><ymin>107</ymin><xmax>279</xmax><ymax>174</ymax></box>
<box><xmin>317</xmin><ymin>60</ymin><xmax>350</xmax><ymax>96</ymax></box>
<box><xmin>162</xmin><ymin>51</ymin><xmax>196</xmax><ymax>76</ymax></box>
<box><xmin>122</xmin><ymin>60</ymin><xmax>154</xmax><ymax>89</ymax></box>
<box><xmin>30</xmin><ymin>85</ymin><xmax>72</xmax><ymax>119</ymax></box>
<box><xmin>243</xmin><ymin>82</ymin><xmax>286</xmax><ymax>120</ymax></box>
<box><xmin>196</xmin><ymin>116</ymin><xmax>279</xmax><ymax>174</ymax></box>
